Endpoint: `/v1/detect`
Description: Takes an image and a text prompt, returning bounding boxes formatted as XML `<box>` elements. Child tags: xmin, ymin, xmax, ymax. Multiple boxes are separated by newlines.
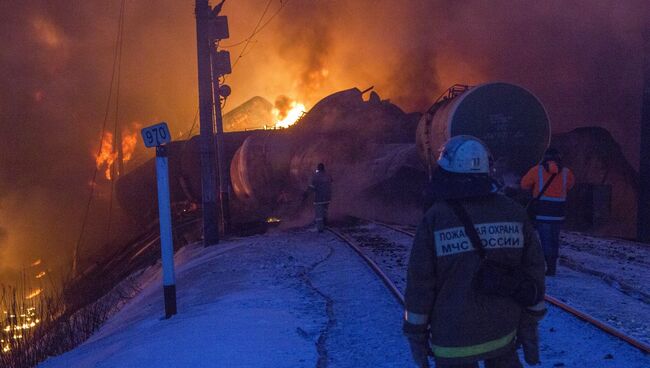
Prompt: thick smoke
<box><xmin>265</xmin><ymin>0</ymin><xmax>649</xmax><ymax>161</ymax></box>
<box><xmin>1</xmin><ymin>0</ymin><xmax>649</xmax><ymax>282</ymax></box>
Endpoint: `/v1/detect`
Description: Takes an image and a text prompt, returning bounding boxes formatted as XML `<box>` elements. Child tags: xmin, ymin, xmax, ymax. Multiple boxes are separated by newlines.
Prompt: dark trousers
<box><xmin>536</xmin><ymin>221</ymin><xmax>562</xmax><ymax>274</ymax></box>
<box><xmin>314</xmin><ymin>203</ymin><xmax>329</xmax><ymax>232</ymax></box>
<box><xmin>435</xmin><ymin>348</ymin><xmax>522</xmax><ymax>368</ymax></box>
<box><xmin>536</xmin><ymin>221</ymin><xmax>561</xmax><ymax>259</ymax></box>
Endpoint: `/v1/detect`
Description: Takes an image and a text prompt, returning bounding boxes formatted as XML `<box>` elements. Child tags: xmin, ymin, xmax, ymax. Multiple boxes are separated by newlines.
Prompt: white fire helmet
<box><xmin>437</xmin><ymin>135</ymin><xmax>492</xmax><ymax>174</ymax></box>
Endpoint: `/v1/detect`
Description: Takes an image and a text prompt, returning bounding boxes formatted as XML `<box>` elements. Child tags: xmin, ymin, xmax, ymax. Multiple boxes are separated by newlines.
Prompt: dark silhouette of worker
<box><xmin>304</xmin><ymin>163</ymin><xmax>332</xmax><ymax>232</ymax></box>
<box><xmin>521</xmin><ymin>147</ymin><xmax>575</xmax><ymax>276</ymax></box>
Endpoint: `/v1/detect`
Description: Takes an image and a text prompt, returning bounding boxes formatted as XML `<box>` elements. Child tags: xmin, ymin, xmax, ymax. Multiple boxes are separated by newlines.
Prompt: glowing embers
<box><xmin>0</xmin><ymin>308</ymin><xmax>41</xmax><ymax>354</ymax></box>
<box><xmin>272</xmin><ymin>96</ymin><xmax>306</xmax><ymax>129</ymax></box>
<box><xmin>25</xmin><ymin>289</ymin><xmax>42</xmax><ymax>300</ymax></box>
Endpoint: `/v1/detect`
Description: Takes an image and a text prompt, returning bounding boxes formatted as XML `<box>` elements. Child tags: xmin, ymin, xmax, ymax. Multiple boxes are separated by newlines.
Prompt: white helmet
<box><xmin>437</xmin><ymin>135</ymin><xmax>492</xmax><ymax>174</ymax></box>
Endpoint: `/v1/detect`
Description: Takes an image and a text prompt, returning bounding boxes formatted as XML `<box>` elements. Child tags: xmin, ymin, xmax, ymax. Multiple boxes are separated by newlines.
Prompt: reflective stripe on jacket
<box><xmin>404</xmin><ymin>194</ymin><xmax>546</xmax><ymax>365</ymax></box>
<box><xmin>521</xmin><ymin>162</ymin><xmax>575</xmax><ymax>222</ymax></box>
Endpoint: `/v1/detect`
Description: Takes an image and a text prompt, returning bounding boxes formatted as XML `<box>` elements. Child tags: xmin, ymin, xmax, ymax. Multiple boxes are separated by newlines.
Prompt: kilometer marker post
<box><xmin>141</xmin><ymin>122</ymin><xmax>177</xmax><ymax>318</ymax></box>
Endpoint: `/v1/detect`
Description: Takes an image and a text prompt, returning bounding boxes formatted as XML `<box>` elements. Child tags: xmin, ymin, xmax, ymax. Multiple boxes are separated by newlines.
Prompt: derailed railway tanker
<box><xmin>417</xmin><ymin>83</ymin><xmax>550</xmax><ymax>182</ymax></box>
<box><xmin>117</xmin><ymin>82</ymin><xmax>551</xmax><ymax>227</ymax></box>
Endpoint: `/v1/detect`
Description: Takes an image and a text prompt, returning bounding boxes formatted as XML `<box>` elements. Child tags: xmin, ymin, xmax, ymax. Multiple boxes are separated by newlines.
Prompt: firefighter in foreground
<box><xmin>403</xmin><ymin>136</ymin><xmax>546</xmax><ymax>368</ymax></box>
<box><xmin>521</xmin><ymin>147</ymin><xmax>575</xmax><ymax>276</ymax></box>
<box><xmin>303</xmin><ymin>163</ymin><xmax>332</xmax><ymax>232</ymax></box>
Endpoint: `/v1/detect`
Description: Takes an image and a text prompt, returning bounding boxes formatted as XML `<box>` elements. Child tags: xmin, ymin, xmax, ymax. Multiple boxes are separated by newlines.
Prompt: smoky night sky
<box><xmin>0</xmin><ymin>0</ymin><xmax>648</xmax><ymax>281</ymax></box>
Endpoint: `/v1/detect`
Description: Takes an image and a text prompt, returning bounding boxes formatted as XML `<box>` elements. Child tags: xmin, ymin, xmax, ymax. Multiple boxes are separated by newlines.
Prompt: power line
<box><xmin>222</xmin><ymin>0</ymin><xmax>291</xmax><ymax>49</ymax></box>
<box><xmin>230</xmin><ymin>0</ymin><xmax>273</xmax><ymax>69</ymax></box>
<box><xmin>108</xmin><ymin>0</ymin><xmax>127</xmax><ymax>243</ymax></box>
<box><xmin>73</xmin><ymin>0</ymin><xmax>127</xmax><ymax>276</ymax></box>
<box><xmin>228</xmin><ymin>0</ymin><xmax>291</xmax><ymax>69</ymax></box>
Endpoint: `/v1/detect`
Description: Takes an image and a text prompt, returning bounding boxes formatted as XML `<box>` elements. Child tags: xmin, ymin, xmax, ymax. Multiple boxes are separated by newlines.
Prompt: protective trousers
<box><xmin>435</xmin><ymin>348</ymin><xmax>522</xmax><ymax>368</ymax></box>
<box><xmin>314</xmin><ymin>203</ymin><xmax>329</xmax><ymax>232</ymax></box>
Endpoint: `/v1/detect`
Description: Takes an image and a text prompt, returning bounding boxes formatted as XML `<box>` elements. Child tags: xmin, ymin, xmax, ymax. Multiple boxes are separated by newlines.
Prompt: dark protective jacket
<box><xmin>308</xmin><ymin>170</ymin><xmax>332</xmax><ymax>204</ymax></box>
<box><xmin>404</xmin><ymin>193</ymin><xmax>546</xmax><ymax>365</ymax></box>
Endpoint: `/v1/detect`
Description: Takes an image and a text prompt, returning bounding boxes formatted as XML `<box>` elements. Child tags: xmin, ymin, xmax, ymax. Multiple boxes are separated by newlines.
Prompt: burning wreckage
<box><xmin>116</xmin><ymin>82</ymin><xmax>638</xmax><ymax>237</ymax></box>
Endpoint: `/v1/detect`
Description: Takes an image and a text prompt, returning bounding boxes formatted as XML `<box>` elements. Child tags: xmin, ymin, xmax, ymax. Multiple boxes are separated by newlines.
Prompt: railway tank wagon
<box><xmin>416</xmin><ymin>83</ymin><xmax>551</xmax><ymax>182</ymax></box>
<box><xmin>117</xmin><ymin>83</ymin><xmax>553</xmax><ymax>227</ymax></box>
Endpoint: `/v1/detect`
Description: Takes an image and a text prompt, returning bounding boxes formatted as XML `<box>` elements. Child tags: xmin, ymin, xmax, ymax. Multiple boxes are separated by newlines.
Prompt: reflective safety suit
<box><xmin>308</xmin><ymin>170</ymin><xmax>332</xmax><ymax>232</ymax></box>
<box><xmin>520</xmin><ymin>161</ymin><xmax>575</xmax><ymax>222</ymax></box>
<box><xmin>520</xmin><ymin>161</ymin><xmax>575</xmax><ymax>275</ymax></box>
<box><xmin>404</xmin><ymin>194</ymin><xmax>546</xmax><ymax>367</ymax></box>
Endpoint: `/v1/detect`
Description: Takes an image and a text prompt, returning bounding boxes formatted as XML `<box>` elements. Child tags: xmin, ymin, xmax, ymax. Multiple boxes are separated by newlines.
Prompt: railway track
<box><xmin>327</xmin><ymin>218</ymin><xmax>650</xmax><ymax>356</ymax></box>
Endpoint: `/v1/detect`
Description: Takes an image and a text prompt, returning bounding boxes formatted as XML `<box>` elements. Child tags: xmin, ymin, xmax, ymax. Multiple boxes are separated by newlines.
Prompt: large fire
<box><xmin>272</xmin><ymin>96</ymin><xmax>306</xmax><ymax>129</ymax></box>
<box><xmin>95</xmin><ymin>126</ymin><xmax>139</xmax><ymax>180</ymax></box>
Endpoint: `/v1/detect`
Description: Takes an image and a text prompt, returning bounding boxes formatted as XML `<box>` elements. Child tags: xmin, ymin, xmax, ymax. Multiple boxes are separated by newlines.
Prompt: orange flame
<box><xmin>30</xmin><ymin>259</ymin><xmax>41</xmax><ymax>267</ymax></box>
<box><xmin>272</xmin><ymin>98</ymin><xmax>306</xmax><ymax>129</ymax></box>
<box><xmin>96</xmin><ymin>132</ymin><xmax>118</xmax><ymax>180</ymax></box>
<box><xmin>94</xmin><ymin>126</ymin><xmax>139</xmax><ymax>180</ymax></box>
<box><xmin>122</xmin><ymin>133</ymin><xmax>137</xmax><ymax>162</ymax></box>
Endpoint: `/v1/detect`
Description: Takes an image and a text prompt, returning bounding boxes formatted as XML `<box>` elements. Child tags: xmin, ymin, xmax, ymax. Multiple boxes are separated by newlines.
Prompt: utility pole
<box><xmin>211</xmin><ymin>45</ymin><xmax>232</xmax><ymax>235</ymax></box>
<box><xmin>195</xmin><ymin>0</ymin><xmax>232</xmax><ymax>245</ymax></box>
<box><xmin>195</xmin><ymin>0</ymin><xmax>219</xmax><ymax>246</ymax></box>
<box><xmin>638</xmin><ymin>59</ymin><xmax>650</xmax><ymax>242</ymax></box>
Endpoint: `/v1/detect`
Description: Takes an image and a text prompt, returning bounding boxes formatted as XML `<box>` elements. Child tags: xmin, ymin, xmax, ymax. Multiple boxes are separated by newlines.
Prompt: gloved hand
<box><xmin>407</xmin><ymin>337</ymin><xmax>431</xmax><ymax>368</ymax></box>
<box><xmin>403</xmin><ymin>321</ymin><xmax>431</xmax><ymax>368</ymax></box>
<box><xmin>517</xmin><ymin>305</ymin><xmax>547</xmax><ymax>365</ymax></box>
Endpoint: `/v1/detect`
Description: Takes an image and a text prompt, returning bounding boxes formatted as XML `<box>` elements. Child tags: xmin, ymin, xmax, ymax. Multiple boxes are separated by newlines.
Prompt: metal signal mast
<box><xmin>195</xmin><ymin>0</ymin><xmax>232</xmax><ymax>246</ymax></box>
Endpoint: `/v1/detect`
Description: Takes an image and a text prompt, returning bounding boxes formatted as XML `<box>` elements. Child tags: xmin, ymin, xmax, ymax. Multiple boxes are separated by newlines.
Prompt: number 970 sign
<box><xmin>141</xmin><ymin>122</ymin><xmax>172</xmax><ymax>148</ymax></box>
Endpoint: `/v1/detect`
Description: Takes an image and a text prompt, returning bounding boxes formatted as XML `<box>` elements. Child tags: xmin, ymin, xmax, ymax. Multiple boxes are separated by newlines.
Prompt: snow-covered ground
<box><xmin>39</xmin><ymin>230</ymin><xmax>411</xmax><ymax>368</ymax></box>
<box><xmin>551</xmin><ymin>232</ymin><xmax>650</xmax><ymax>346</ymax></box>
<box><xmin>37</xmin><ymin>226</ymin><xmax>649</xmax><ymax>367</ymax></box>
<box><xmin>340</xmin><ymin>222</ymin><xmax>650</xmax><ymax>367</ymax></box>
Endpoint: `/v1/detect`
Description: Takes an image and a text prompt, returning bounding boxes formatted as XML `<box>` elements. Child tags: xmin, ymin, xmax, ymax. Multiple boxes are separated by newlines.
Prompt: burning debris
<box><xmin>94</xmin><ymin>125</ymin><xmax>139</xmax><ymax>181</ymax></box>
<box><xmin>25</xmin><ymin>290</ymin><xmax>42</xmax><ymax>300</ymax></box>
<box><xmin>222</xmin><ymin>95</ymin><xmax>307</xmax><ymax>131</ymax></box>
<box><xmin>272</xmin><ymin>96</ymin><xmax>306</xmax><ymax>129</ymax></box>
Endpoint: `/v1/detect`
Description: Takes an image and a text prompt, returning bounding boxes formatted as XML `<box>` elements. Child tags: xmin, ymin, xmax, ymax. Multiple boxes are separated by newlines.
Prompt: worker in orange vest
<box><xmin>520</xmin><ymin>148</ymin><xmax>575</xmax><ymax>276</ymax></box>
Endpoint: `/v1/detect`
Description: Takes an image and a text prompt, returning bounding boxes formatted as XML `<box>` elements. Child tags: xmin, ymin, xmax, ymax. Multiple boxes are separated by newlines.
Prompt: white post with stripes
<box><xmin>156</xmin><ymin>145</ymin><xmax>177</xmax><ymax>318</ymax></box>
<box><xmin>141</xmin><ymin>122</ymin><xmax>177</xmax><ymax>318</ymax></box>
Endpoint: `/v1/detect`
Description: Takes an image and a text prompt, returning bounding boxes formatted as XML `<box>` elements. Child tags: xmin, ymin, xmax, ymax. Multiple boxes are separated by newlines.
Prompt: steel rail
<box><xmin>544</xmin><ymin>294</ymin><xmax>650</xmax><ymax>353</ymax></box>
<box><xmin>326</xmin><ymin>227</ymin><xmax>405</xmax><ymax>305</ymax></box>
<box><xmin>368</xmin><ymin>219</ymin><xmax>650</xmax><ymax>354</ymax></box>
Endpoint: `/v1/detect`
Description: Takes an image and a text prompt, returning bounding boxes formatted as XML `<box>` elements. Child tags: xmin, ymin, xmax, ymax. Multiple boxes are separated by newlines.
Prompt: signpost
<box><xmin>141</xmin><ymin>122</ymin><xmax>177</xmax><ymax>318</ymax></box>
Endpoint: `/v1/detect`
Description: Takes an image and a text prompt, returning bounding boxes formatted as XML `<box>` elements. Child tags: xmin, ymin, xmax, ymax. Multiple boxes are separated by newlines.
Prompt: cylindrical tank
<box><xmin>229</xmin><ymin>131</ymin><xmax>295</xmax><ymax>207</ymax></box>
<box><xmin>116</xmin><ymin>132</ymin><xmax>253</xmax><ymax>226</ymax></box>
<box><xmin>416</xmin><ymin>82</ymin><xmax>550</xmax><ymax>177</ymax></box>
